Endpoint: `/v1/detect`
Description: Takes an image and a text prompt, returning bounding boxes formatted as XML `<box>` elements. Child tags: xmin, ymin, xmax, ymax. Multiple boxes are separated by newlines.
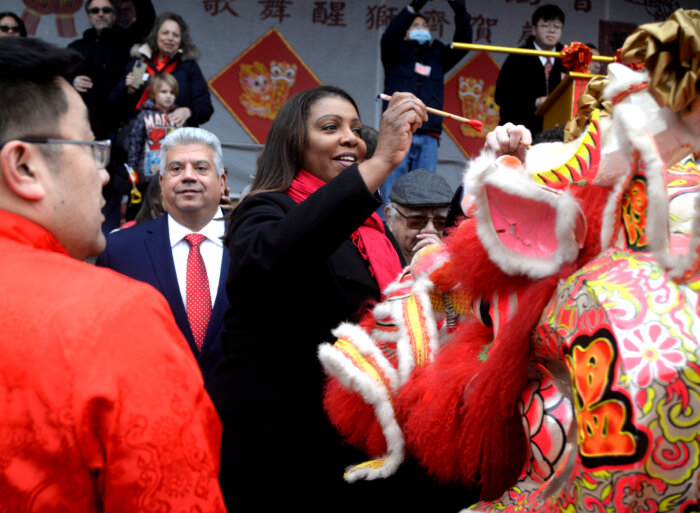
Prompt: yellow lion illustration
<box><xmin>458</xmin><ymin>77</ymin><xmax>499</xmax><ymax>138</ymax></box>
<box><xmin>239</xmin><ymin>60</ymin><xmax>297</xmax><ymax>120</ymax></box>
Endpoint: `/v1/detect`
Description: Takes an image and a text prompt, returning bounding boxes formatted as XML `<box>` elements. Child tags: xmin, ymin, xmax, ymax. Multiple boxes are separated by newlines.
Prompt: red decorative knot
<box><xmin>613</xmin><ymin>49</ymin><xmax>645</xmax><ymax>72</ymax></box>
<box><xmin>611</xmin><ymin>82</ymin><xmax>650</xmax><ymax>106</ymax></box>
<box><xmin>561</xmin><ymin>42</ymin><xmax>593</xmax><ymax>73</ymax></box>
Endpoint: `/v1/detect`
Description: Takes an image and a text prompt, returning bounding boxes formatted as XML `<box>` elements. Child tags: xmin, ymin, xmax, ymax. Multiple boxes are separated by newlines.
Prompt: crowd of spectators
<box><xmin>0</xmin><ymin>2</ymin><xmax>613</xmax><ymax>512</ymax></box>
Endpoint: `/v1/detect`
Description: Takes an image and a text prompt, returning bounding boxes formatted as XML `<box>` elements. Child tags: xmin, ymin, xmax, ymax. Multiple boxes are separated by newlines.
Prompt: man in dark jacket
<box><xmin>67</xmin><ymin>0</ymin><xmax>155</xmax><ymax>233</ymax></box>
<box><xmin>379</xmin><ymin>0</ymin><xmax>472</xmax><ymax>212</ymax></box>
<box><xmin>494</xmin><ymin>4</ymin><xmax>567</xmax><ymax>135</ymax></box>
<box><xmin>68</xmin><ymin>0</ymin><xmax>154</xmax><ymax>139</ymax></box>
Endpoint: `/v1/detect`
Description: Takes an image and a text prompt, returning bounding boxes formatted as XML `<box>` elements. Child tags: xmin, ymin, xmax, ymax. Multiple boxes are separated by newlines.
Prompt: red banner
<box><xmin>443</xmin><ymin>51</ymin><xmax>501</xmax><ymax>158</ymax></box>
<box><xmin>208</xmin><ymin>27</ymin><xmax>322</xmax><ymax>144</ymax></box>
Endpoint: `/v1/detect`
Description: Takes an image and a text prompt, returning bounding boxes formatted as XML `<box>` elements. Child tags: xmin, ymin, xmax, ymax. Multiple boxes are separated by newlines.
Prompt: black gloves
<box><xmin>447</xmin><ymin>0</ymin><xmax>467</xmax><ymax>15</ymax></box>
<box><xmin>410</xmin><ymin>0</ymin><xmax>429</xmax><ymax>12</ymax></box>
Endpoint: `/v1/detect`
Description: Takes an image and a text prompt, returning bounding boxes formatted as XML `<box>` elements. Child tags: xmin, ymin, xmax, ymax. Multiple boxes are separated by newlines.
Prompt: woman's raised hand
<box><xmin>359</xmin><ymin>92</ymin><xmax>427</xmax><ymax>192</ymax></box>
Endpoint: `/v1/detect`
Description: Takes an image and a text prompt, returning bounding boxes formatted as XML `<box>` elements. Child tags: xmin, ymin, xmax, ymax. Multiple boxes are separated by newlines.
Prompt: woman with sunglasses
<box><xmin>0</xmin><ymin>12</ymin><xmax>26</xmax><ymax>38</ymax></box>
<box><xmin>207</xmin><ymin>86</ymin><xmax>427</xmax><ymax>511</ymax></box>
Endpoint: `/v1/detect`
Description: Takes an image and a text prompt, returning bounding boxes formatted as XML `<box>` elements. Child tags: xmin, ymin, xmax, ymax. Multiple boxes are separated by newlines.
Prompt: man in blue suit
<box><xmin>97</xmin><ymin>127</ymin><xmax>229</xmax><ymax>382</ymax></box>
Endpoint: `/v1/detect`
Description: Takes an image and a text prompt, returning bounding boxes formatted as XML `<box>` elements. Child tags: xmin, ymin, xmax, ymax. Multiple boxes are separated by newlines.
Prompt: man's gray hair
<box><xmin>386</xmin><ymin>202</ymin><xmax>399</xmax><ymax>226</ymax></box>
<box><xmin>159</xmin><ymin>127</ymin><xmax>225</xmax><ymax>177</ymax></box>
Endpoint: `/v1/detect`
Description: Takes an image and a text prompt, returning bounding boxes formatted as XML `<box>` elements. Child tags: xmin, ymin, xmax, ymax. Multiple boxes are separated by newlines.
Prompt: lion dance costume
<box><xmin>320</xmin><ymin>9</ymin><xmax>700</xmax><ymax>512</ymax></box>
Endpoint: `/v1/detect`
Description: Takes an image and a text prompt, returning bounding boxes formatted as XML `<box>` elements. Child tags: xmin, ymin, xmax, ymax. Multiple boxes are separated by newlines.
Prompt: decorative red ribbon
<box><xmin>613</xmin><ymin>49</ymin><xmax>645</xmax><ymax>72</ymax></box>
<box><xmin>611</xmin><ymin>81</ymin><xmax>650</xmax><ymax>106</ymax></box>
<box><xmin>561</xmin><ymin>42</ymin><xmax>593</xmax><ymax>73</ymax></box>
<box><xmin>135</xmin><ymin>58</ymin><xmax>179</xmax><ymax>110</ymax></box>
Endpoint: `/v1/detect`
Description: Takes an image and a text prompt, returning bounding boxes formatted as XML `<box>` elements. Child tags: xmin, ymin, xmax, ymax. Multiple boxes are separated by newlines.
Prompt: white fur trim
<box><xmin>318</xmin><ymin>325</ymin><xmax>405</xmax><ymax>481</ymax></box>
<box><xmin>603</xmin><ymin>63</ymin><xmax>649</xmax><ymax>102</ymax></box>
<box><xmin>600</xmin><ymin>63</ymin><xmax>700</xmax><ymax>280</ymax></box>
<box><xmin>469</xmin><ymin>153</ymin><xmax>582</xmax><ymax>279</ymax></box>
<box><xmin>380</xmin><ymin>266</ymin><xmax>411</xmax><ymax>297</ymax></box>
<box><xmin>325</xmin><ymin>323</ymin><xmax>399</xmax><ymax>390</ymax></box>
<box><xmin>668</xmin><ymin>191</ymin><xmax>700</xmax><ymax>281</ymax></box>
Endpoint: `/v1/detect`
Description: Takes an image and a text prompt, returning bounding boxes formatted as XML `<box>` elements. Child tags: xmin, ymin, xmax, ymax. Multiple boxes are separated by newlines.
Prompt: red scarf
<box><xmin>286</xmin><ymin>170</ymin><xmax>402</xmax><ymax>298</ymax></box>
<box><xmin>135</xmin><ymin>56</ymin><xmax>179</xmax><ymax>110</ymax></box>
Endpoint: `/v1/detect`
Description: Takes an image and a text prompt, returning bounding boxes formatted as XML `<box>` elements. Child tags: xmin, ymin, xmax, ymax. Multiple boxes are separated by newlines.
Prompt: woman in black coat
<box><xmin>206</xmin><ymin>86</ymin><xmax>426</xmax><ymax>512</ymax></box>
<box><xmin>110</xmin><ymin>11</ymin><xmax>213</xmax><ymax>128</ymax></box>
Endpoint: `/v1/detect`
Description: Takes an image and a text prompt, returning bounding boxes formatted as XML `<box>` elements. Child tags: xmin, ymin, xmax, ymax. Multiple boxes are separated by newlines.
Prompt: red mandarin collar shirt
<box><xmin>0</xmin><ymin>209</ymin><xmax>226</xmax><ymax>512</ymax></box>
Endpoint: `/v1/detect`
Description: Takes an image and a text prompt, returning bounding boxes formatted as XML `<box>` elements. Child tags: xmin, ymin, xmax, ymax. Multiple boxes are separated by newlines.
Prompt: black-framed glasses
<box><xmin>537</xmin><ymin>22</ymin><xmax>563</xmax><ymax>31</ymax></box>
<box><xmin>392</xmin><ymin>206</ymin><xmax>447</xmax><ymax>231</ymax></box>
<box><xmin>0</xmin><ymin>25</ymin><xmax>20</xmax><ymax>33</ymax></box>
<box><xmin>1</xmin><ymin>137</ymin><xmax>111</xmax><ymax>169</ymax></box>
<box><xmin>87</xmin><ymin>6</ymin><xmax>114</xmax><ymax>14</ymax></box>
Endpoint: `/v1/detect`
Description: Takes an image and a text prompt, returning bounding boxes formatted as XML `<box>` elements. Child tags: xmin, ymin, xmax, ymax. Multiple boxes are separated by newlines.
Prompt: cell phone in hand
<box><xmin>132</xmin><ymin>60</ymin><xmax>148</xmax><ymax>87</ymax></box>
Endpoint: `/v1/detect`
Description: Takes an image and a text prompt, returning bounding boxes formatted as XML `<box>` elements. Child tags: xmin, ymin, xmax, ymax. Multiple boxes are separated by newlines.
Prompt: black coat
<box><xmin>207</xmin><ymin>166</ymin><xmax>416</xmax><ymax>511</ymax></box>
<box><xmin>66</xmin><ymin>0</ymin><xmax>155</xmax><ymax>139</ymax></box>
<box><xmin>381</xmin><ymin>5</ymin><xmax>472</xmax><ymax>135</ymax></box>
<box><xmin>494</xmin><ymin>36</ymin><xmax>567</xmax><ymax>135</ymax></box>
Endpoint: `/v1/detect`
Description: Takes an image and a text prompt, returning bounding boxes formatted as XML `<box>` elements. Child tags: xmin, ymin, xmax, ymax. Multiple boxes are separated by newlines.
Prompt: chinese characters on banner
<box><xmin>208</xmin><ymin>28</ymin><xmax>321</xmax><ymax>144</ymax></box>
<box><xmin>203</xmin><ymin>1</ymin><xmax>239</xmax><ymax>17</ymax></box>
<box><xmin>443</xmin><ymin>52</ymin><xmax>501</xmax><ymax>158</ymax></box>
<box><xmin>313</xmin><ymin>2</ymin><xmax>347</xmax><ymax>26</ymax></box>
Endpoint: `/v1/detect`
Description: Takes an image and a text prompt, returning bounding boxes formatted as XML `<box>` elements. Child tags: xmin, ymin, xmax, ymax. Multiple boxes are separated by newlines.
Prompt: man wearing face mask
<box><xmin>379</xmin><ymin>0</ymin><xmax>472</xmax><ymax>213</ymax></box>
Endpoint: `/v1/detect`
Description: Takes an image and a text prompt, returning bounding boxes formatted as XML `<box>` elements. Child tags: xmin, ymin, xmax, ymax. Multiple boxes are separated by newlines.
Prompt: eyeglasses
<box><xmin>537</xmin><ymin>22</ymin><xmax>563</xmax><ymax>31</ymax></box>
<box><xmin>87</xmin><ymin>7</ymin><xmax>114</xmax><ymax>14</ymax></box>
<box><xmin>392</xmin><ymin>206</ymin><xmax>447</xmax><ymax>231</ymax></box>
<box><xmin>0</xmin><ymin>25</ymin><xmax>20</xmax><ymax>33</ymax></box>
<box><xmin>1</xmin><ymin>137</ymin><xmax>111</xmax><ymax>169</ymax></box>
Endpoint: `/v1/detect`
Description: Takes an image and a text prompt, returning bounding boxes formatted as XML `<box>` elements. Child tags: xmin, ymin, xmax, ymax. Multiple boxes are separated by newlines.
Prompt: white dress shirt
<box><xmin>168</xmin><ymin>208</ymin><xmax>225</xmax><ymax>309</ymax></box>
<box><xmin>533</xmin><ymin>41</ymin><xmax>552</xmax><ymax>68</ymax></box>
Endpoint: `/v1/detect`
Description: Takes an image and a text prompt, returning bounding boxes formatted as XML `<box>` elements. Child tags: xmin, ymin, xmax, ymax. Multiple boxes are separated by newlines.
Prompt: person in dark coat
<box><xmin>67</xmin><ymin>0</ymin><xmax>155</xmax><ymax>234</ymax></box>
<box><xmin>206</xmin><ymin>86</ymin><xmax>431</xmax><ymax>512</ymax></box>
<box><xmin>494</xmin><ymin>4</ymin><xmax>567</xmax><ymax>135</ymax></box>
<box><xmin>67</xmin><ymin>0</ymin><xmax>155</xmax><ymax>140</ymax></box>
<box><xmin>110</xmin><ymin>11</ymin><xmax>213</xmax><ymax>129</ymax></box>
<box><xmin>378</xmin><ymin>0</ymin><xmax>472</xmax><ymax>209</ymax></box>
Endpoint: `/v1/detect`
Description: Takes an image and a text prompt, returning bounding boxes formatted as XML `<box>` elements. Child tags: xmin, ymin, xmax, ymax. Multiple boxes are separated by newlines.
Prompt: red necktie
<box><xmin>184</xmin><ymin>233</ymin><xmax>211</xmax><ymax>351</ymax></box>
<box><xmin>544</xmin><ymin>59</ymin><xmax>553</xmax><ymax>93</ymax></box>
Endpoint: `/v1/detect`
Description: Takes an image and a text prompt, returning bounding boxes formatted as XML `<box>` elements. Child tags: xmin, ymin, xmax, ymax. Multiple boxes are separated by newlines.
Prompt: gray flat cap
<box><xmin>390</xmin><ymin>169</ymin><xmax>453</xmax><ymax>207</ymax></box>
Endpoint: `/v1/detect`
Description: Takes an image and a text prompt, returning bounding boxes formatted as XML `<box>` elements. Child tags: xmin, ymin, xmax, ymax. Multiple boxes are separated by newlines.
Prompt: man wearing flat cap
<box><xmin>385</xmin><ymin>168</ymin><xmax>453</xmax><ymax>264</ymax></box>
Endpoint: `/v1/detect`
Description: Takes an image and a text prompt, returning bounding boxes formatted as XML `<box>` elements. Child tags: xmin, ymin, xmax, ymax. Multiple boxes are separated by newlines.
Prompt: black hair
<box><xmin>531</xmin><ymin>4</ymin><xmax>565</xmax><ymax>25</ymax></box>
<box><xmin>0</xmin><ymin>37</ymin><xmax>82</xmax><ymax>143</ymax></box>
<box><xmin>532</xmin><ymin>124</ymin><xmax>565</xmax><ymax>144</ymax></box>
<box><xmin>134</xmin><ymin>178</ymin><xmax>165</xmax><ymax>224</ymax></box>
<box><xmin>0</xmin><ymin>11</ymin><xmax>27</xmax><ymax>37</ymax></box>
<box><xmin>245</xmin><ymin>85</ymin><xmax>360</xmax><ymax>200</ymax></box>
<box><xmin>360</xmin><ymin>126</ymin><xmax>378</xmax><ymax>159</ymax></box>
<box><xmin>84</xmin><ymin>0</ymin><xmax>118</xmax><ymax>13</ymax></box>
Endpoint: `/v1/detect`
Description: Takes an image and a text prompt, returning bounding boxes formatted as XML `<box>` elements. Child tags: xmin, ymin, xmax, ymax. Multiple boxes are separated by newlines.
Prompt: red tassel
<box><xmin>398</xmin><ymin>319</ymin><xmax>494</xmax><ymax>486</ymax></box>
<box><xmin>323</xmin><ymin>377</ymin><xmax>387</xmax><ymax>457</ymax></box>
<box><xmin>458</xmin><ymin>277</ymin><xmax>559</xmax><ymax>499</ymax></box>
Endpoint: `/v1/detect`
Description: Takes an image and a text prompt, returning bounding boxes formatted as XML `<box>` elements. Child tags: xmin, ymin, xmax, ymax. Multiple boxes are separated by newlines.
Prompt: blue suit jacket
<box><xmin>96</xmin><ymin>214</ymin><xmax>228</xmax><ymax>382</ymax></box>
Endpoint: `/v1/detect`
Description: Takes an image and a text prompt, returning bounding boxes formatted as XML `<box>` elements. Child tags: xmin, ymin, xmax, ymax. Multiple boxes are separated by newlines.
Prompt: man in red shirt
<box><xmin>0</xmin><ymin>37</ymin><xmax>225</xmax><ymax>512</ymax></box>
